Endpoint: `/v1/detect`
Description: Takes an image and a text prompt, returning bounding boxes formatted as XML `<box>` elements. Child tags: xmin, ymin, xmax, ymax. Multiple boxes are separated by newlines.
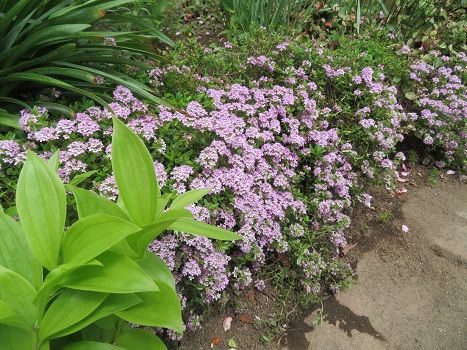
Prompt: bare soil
<box><xmin>285</xmin><ymin>166</ymin><xmax>467</xmax><ymax>350</ymax></box>
<box><xmin>179</xmin><ymin>167</ymin><xmax>467</xmax><ymax>350</ymax></box>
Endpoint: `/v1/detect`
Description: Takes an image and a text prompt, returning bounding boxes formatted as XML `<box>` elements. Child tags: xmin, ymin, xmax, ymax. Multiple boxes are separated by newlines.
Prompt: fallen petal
<box><xmin>341</xmin><ymin>243</ymin><xmax>357</xmax><ymax>256</ymax></box>
<box><xmin>446</xmin><ymin>170</ymin><xmax>455</xmax><ymax>175</ymax></box>
<box><xmin>223</xmin><ymin>317</ymin><xmax>232</xmax><ymax>332</ymax></box>
<box><xmin>396</xmin><ymin>187</ymin><xmax>408</xmax><ymax>194</ymax></box>
<box><xmin>401</xmin><ymin>225</ymin><xmax>409</xmax><ymax>233</ymax></box>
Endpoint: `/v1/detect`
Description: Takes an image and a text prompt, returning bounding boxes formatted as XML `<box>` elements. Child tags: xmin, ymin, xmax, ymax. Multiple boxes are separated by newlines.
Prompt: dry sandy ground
<box><xmin>285</xmin><ymin>178</ymin><xmax>467</xmax><ymax>350</ymax></box>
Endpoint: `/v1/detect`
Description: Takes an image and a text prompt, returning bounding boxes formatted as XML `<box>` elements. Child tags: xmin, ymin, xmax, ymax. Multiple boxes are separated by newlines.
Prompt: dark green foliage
<box><xmin>0</xmin><ymin>0</ymin><xmax>169</xmax><ymax>127</ymax></box>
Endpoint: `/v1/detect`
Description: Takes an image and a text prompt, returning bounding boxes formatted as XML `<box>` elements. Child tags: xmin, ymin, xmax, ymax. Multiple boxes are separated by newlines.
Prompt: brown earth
<box><xmin>179</xmin><ymin>167</ymin><xmax>467</xmax><ymax>350</ymax></box>
<box><xmin>284</xmin><ymin>168</ymin><xmax>467</xmax><ymax>350</ymax></box>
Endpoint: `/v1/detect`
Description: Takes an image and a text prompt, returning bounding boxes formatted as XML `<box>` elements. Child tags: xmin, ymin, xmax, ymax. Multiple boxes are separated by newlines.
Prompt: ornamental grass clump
<box><xmin>0</xmin><ymin>117</ymin><xmax>240</xmax><ymax>349</ymax></box>
<box><xmin>0</xmin><ymin>0</ymin><xmax>169</xmax><ymax>128</ymax></box>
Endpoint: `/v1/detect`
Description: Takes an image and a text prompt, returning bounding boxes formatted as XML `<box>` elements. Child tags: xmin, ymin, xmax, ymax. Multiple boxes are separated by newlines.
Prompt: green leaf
<box><xmin>155</xmin><ymin>193</ymin><xmax>174</xmax><ymax>218</ymax></box>
<box><xmin>33</xmin><ymin>260</ymin><xmax>102</xmax><ymax>306</ymax></box>
<box><xmin>67</xmin><ymin>185</ymin><xmax>128</xmax><ymax>220</ymax></box>
<box><xmin>1</xmin><ymin>24</ymin><xmax>91</xmax><ymax>65</ymax></box>
<box><xmin>0</xmin><ymin>325</ymin><xmax>35</xmax><ymax>350</ymax></box>
<box><xmin>16</xmin><ymin>151</ymin><xmax>66</xmax><ymax>270</ymax></box>
<box><xmin>128</xmin><ymin>209</ymin><xmax>193</xmax><ymax>255</ymax></box>
<box><xmin>405</xmin><ymin>91</ymin><xmax>417</xmax><ymax>100</ymax></box>
<box><xmin>137</xmin><ymin>252</ymin><xmax>175</xmax><ymax>291</ymax></box>
<box><xmin>57</xmin><ymin>62</ymin><xmax>168</xmax><ymax>106</ymax></box>
<box><xmin>111</xmin><ymin>117</ymin><xmax>159</xmax><ymax>226</ymax></box>
<box><xmin>61</xmin><ymin>214</ymin><xmax>141</xmax><ymax>266</ymax></box>
<box><xmin>117</xmin><ymin>284</ymin><xmax>182</xmax><ymax>333</ymax></box>
<box><xmin>50</xmin><ymin>294</ymin><xmax>141</xmax><ymax>339</ymax></box>
<box><xmin>39</xmin><ymin>289</ymin><xmax>107</xmax><ymax>340</ymax></box>
<box><xmin>115</xmin><ymin>328</ymin><xmax>168</xmax><ymax>350</ymax></box>
<box><xmin>0</xmin><ymin>213</ymin><xmax>42</xmax><ymax>289</ymax></box>
<box><xmin>170</xmin><ymin>189</ymin><xmax>210</xmax><ymax>210</ymax></box>
<box><xmin>47</xmin><ymin>150</ymin><xmax>60</xmax><ymax>171</ymax></box>
<box><xmin>0</xmin><ymin>111</ymin><xmax>20</xmax><ymax>129</ymax></box>
<box><xmin>0</xmin><ymin>0</ymin><xmax>30</xmax><ymax>38</ymax></box>
<box><xmin>228</xmin><ymin>338</ymin><xmax>237</xmax><ymax>348</ymax></box>
<box><xmin>62</xmin><ymin>341</ymin><xmax>125</xmax><ymax>350</ymax></box>
<box><xmin>2</xmin><ymin>73</ymin><xmax>108</xmax><ymax>106</ymax></box>
<box><xmin>0</xmin><ymin>265</ymin><xmax>37</xmax><ymax>330</ymax></box>
<box><xmin>68</xmin><ymin>170</ymin><xmax>97</xmax><ymax>186</ymax></box>
<box><xmin>170</xmin><ymin>218</ymin><xmax>242</xmax><ymax>241</ymax></box>
<box><xmin>62</xmin><ymin>252</ymin><xmax>158</xmax><ymax>294</ymax></box>
<box><xmin>33</xmin><ymin>101</ymin><xmax>76</xmax><ymax>118</ymax></box>
<box><xmin>0</xmin><ymin>300</ymin><xmax>28</xmax><ymax>330</ymax></box>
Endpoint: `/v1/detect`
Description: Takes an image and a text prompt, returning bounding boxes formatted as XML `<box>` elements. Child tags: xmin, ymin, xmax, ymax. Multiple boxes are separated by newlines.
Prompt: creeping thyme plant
<box><xmin>0</xmin><ymin>27</ymin><xmax>465</xmax><ymax>336</ymax></box>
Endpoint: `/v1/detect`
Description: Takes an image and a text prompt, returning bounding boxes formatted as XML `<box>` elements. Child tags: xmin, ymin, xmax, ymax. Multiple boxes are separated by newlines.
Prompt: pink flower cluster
<box><xmin>409</xmin><ymin>51</ymin><xmax>466</xmax><ymax>168</ymax></box>
<box><xmin>1</xmin><ymin>40</ymin><xmax>465</xmax><ymax>325</ymax></box>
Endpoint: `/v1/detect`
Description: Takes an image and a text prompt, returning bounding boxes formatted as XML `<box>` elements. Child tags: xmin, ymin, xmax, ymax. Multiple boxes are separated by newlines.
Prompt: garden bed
<box><xmin>0</xmin><ymin>1</ymin><xmax>465</xmax><ymax>349</ymax></box>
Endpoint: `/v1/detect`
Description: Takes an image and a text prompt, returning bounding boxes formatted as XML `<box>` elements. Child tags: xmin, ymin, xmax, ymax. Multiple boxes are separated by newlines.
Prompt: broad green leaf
<box><xmin>80</xmin><ymin>322</ymin><xmax>117</xmax><ymax>342</ymax></box>
<box><xmin>128</xmin><ymin>221</ymin><xmax>174</xmax><ymax>257</ymax></box>
<box><xmin>47</xmin><ymin>150</ymin><xmax>60</xmax><ymax>171</ymax></box>
<box><xmin>115</xmin><ymin>329</ymin><xmax>168</xmax><ymax>350</ymax></box>
<box><xmin>0</xmin><ymin>265</ymin><xmax>37</xmax><ymax>330</ymax></box>
<box><xmin>62</xmin><ymin>341</ymin><xmax>125</xmax><ymax>350</ymax></box>
<box><xmin>170</xmin><ymin>218</ymin><xmax>242</xmax><ymax>241</ymax></box>
<box><xmin>128</xmin><ymin>209</ymin><xmax>193</xmax><ymax>255</ymax></box>
<box><xmin>0</xmin><ymin>325</ymin><xmax>35</xmax><ymax>350</ymax></box>
<box><xmin>62</xmin><ymin>252</ymin><xmax>158</xmax><ymax>293</ymax></box>
<box><xmin>67</xmin><ymin>185</ymin><xmax>128</xmax><ymax>220</ymax></box>
<box><xmin>66</xmin><ymin>186</ymin><xmax>136</xmax><ymax>257</ymax></box>
<box><xmin>34</xmin><ymin>261</ymin><xmax>102</xmax><ymax>306</ymax></box>
<box><xmin>170</xmin><ymin>189</ymin><xmax>210</xmax><ymax>210</ymax></box>
<box><xmin>0</xmin><ymin>300</ymin><xmax>27</xmax><ymax>330</ymax></box>
<box><xmin>68</xmin><ymin>170</ymin><xmax>97</xmax><ymax>186</ymax></box>
<box><xmin>61</xmin><ymin>214</ymin><xmax>140</xmax><ymax>266</ymax></box>
<box><xmin>111</xmin><ymin>117</ymin><xmax>159</xmax><ymax>225</ymax></box>
<box><xmin>16</xmin><ymin>151</ymin><xmax>66</xmax><ymax>270</ymax></box>
<box><xmin>137</xmin><ymin>252</ymin><xmax>175</xmax><ymax>291</ymax></box>
<box><xmin>0</xmin><ymin>213</ymin><xmax>42</xmax><ymax>289</ymax></box>
<box><xmin>117</xmin><ymin>284</ymin><xmax>182</xmax><ymax>333</ymax></box>
<box><xmin>50</xmin><ymin>294</ymin><xmax>141</xmax><ymax>339</ymax></box>
<box><xmin>155</xmin><ymin>193</ymin><xmax>174</xmax><ymax>218</ymax></box>
<box><xmin>39</xmin><ymin>289</ymin><xmax>107</xmax><ymax>341</ymax></box>
<box><xmin>110</xmin><ymin>238</ymin><xmax>139</xmax><ymax>259</ymax></box>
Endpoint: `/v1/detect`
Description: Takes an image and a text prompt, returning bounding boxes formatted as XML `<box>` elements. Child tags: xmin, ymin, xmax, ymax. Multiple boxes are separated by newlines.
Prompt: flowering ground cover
<box><xmin>0</xmin><ymin>27</ymin><xmax>465</xmax><ymax>342</ymax></box>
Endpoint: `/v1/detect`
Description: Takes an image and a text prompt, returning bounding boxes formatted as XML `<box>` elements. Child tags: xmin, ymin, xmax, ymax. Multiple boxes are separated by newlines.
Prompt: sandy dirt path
<box><xmin>286</xmin><ymin>180</ymin><xmax>467</xmax><ymax>350</ymax></box>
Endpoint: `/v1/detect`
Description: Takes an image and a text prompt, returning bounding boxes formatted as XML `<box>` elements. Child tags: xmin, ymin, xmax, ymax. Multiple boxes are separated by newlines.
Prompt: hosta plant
<box><xmin>0</xmin><ymin>117</ymin><xmax>240</xmax><ymax>349</ymax></box>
